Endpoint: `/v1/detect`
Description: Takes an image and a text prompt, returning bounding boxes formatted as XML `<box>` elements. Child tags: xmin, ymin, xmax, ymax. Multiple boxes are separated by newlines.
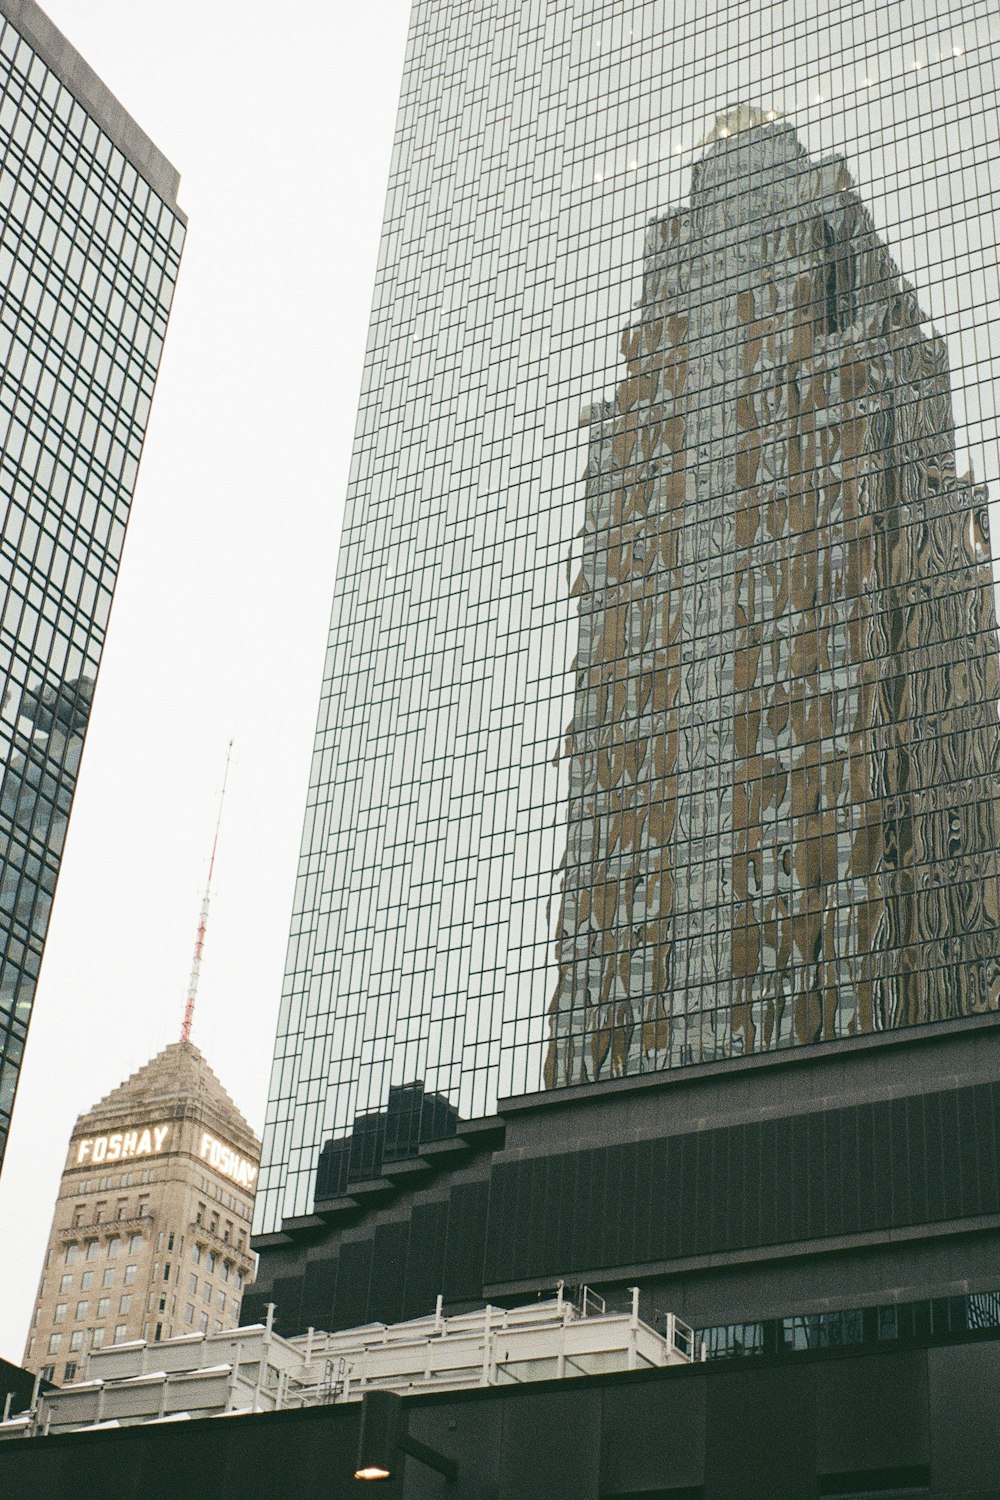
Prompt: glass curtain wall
<box><xmin>0</xmin><ymin>11</ymin><xmax>185</xmax><ymax>1170</ymax></box>
<box><xmin>257</xmin><ymin>0</ymin><xmax>1000</xmax><ymax>1233</ymax></box>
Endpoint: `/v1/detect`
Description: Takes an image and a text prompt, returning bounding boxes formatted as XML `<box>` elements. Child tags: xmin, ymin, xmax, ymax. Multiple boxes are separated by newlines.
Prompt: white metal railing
<box><xmin>2</xmin><ymin>1289</ymin><xmax>699</xmax><ymax>1440</ymax></box>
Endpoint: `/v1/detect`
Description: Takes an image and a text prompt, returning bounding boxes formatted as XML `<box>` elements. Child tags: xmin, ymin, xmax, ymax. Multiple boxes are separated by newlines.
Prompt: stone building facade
<box><xmin>23</xmin><ymin>1041</ymin><xmax>259</xmax><ymax>1386</ymax></box>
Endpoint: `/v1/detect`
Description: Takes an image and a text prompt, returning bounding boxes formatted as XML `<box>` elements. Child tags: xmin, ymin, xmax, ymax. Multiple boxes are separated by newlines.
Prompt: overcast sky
<box><xmin>0</xmin><ymin>0</ymin><xmax>412</xmax><ymax>1363</ymax></box>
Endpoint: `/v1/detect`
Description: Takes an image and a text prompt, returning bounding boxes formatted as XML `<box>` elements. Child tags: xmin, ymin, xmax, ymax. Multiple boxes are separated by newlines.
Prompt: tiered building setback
<box><xmin>24</xmin><ymin>1042</ymin><xmax>259</xmax><ymax>1386</ymax></box>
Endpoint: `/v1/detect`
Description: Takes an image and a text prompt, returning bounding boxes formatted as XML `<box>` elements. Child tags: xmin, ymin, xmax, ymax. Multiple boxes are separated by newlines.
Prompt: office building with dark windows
<box><xmin>0</xmin><ymin>0</ymin><xmax>185</xmax><ymax>1173</ymax></box>
<box><xmin>254</xmin><ymin>0</ymin><xmax>1000</xmax><ymax>1243</ymax></box>
<box><xmin>241</xmin><ymin>0</ymin><xmax>1000</xmax><ymax>1457</ymax></box>
<box><xmin>22</xmin><ymin>1041</ymin><xmax>259</xmax><ymax>1388</ymax></box>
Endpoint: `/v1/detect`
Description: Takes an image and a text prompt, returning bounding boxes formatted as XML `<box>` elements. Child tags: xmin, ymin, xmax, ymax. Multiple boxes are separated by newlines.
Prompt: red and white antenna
<box><xmin>181</xmin><ymin>740</ymin><xmax>234</xmax><ymax>1045</ymax></box>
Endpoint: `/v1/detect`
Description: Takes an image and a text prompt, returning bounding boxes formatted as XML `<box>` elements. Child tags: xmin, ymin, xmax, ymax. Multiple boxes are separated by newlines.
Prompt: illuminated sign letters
<box><xmin>198</xmin><ymin>1131</ymin><xmax>257</xmax><ymax>1191</ymax></box>
<box><xmin>76</xmin><ymin>1123</ymin><xmax>170</xmax><ymax>1166</ymax></box>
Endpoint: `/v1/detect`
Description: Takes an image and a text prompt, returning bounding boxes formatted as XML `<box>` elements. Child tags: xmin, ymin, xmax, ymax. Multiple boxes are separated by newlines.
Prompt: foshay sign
<box><xmin>76</xmin><ymin>1124</ymin><xmax>170</xmax><ymax>1165</ymax></box>
<box><xmin>198</xmin><ymin>1131</ymin><xmax>257</xmax><ymax>1191</ymax></box>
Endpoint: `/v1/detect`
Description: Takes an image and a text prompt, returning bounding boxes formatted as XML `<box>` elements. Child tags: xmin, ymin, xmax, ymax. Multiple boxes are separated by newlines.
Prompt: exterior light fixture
<box><xmin>354</xmin><ymin>1390</ymin><xmax>457</xmax><ymax>1485</ymax></box>
<box><xmin>953</xmin><ymin>45</ymin><xmax>963</xmax><ymax>55</ymax></box>
<box><xmin>354</xmin><ymin>1392</ymin><xmax>400</xmax><ymax>1483</ymax></box>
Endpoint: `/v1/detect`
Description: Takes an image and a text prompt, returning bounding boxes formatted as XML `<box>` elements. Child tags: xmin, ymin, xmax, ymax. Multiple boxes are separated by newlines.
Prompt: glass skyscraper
<box><xmin>257</xmin><ymin>0</ymin><xmax>1000</xmax><ymax>1235</ymax></box>
<box><xmin>0</xmin><ymin>0</ymin><xmax>184</xmax><ymax>1171</ymax></box>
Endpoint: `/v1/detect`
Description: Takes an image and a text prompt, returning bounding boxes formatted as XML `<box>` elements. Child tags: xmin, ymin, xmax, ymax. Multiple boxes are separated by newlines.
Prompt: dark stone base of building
<box><xmin>246</xmin><ymin>1015</ymin><xmax>1000</xmax><ymax>1347</ymax></box>
<box><xmin>7</xmin><ymin>1020</ymin><xmax>1000</xmax><ymax>1496</ymax></box>
<box><xmin>2</xmin><ymin>1334</ymin><xmax>1000</xmax><ymax>1497</ymax></box>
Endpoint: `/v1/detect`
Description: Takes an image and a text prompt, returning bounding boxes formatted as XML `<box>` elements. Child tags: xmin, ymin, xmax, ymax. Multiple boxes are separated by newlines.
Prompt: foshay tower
<box><xmin>547</xmin><ymin>112</ymin><xmax>1000</xmax><ymax>1086</ymax></box>
<box><xmin>24</xmin><ymin>1042</ymin><xmax>259</xmax><ymax>1386</ymax></box>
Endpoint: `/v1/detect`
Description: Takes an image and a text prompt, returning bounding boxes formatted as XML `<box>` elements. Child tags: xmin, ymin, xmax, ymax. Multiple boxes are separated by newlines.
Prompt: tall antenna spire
<box><xmin>181</xmin><ymin>740</ymin><xmax>233</xmax><ymax>1045</ymax></box>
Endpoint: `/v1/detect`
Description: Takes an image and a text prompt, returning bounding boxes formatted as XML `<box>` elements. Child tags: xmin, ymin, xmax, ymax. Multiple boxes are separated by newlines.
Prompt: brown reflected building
<box><xmin>23</xmin><ymin>1041</ymin><xmax>259</xmax><ymax>1386</ymax></box>
<box><xmin>547</xmin><ymin>111</ymin><xmax>1000</xmax><ymax>1087</ymax></box>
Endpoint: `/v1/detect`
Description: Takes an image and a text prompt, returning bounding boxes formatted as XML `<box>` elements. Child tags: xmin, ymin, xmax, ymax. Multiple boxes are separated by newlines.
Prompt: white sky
<box><xmin>0</xmin><ymin>0</ymin><xmax>412</xmax><ymax>1363</ymax></box>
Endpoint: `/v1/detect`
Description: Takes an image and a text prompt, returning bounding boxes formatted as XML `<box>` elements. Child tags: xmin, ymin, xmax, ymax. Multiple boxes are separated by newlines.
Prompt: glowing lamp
<box><xmin>353</xmin><ymin>1389</ymin><xmax>457</xmax><ymax>1485</ymax></box>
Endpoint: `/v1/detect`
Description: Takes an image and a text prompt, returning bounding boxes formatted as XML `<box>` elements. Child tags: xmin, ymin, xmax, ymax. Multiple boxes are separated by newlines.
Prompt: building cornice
<box><xmin>0</xmin><ymin>0</ymin><xmax>184</xmax><ymax>213</ymax></box>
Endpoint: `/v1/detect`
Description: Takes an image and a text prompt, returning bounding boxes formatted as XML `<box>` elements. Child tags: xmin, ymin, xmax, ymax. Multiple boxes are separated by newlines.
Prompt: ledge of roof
<box><xmin>0</xmin><ymin>0</ymin><xmax>184</xmax><ymax>213</ymax></box>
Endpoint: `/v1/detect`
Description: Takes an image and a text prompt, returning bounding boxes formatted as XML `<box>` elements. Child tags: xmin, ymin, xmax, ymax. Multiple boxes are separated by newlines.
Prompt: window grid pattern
<box><xmin>0</xmin><ymin>14</ymin><xmax>185</xmax><ymax>1169</ymax></box>
<box><xmin>257</xmin><ymin>0</ymin><xmax>1000</xmax><ymax>1233</ymax></box>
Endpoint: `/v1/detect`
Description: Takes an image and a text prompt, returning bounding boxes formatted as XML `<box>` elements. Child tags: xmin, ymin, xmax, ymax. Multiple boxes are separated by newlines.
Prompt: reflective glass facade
<box><xmin>0</xmin><ymin>0</ymin><xmax>184</xmax><ymax>1170</ymax></box>
<box><xmin>258</xmin><ymin>0</ymin><xmax>1000</xmax><ymax>1232</ymax></box>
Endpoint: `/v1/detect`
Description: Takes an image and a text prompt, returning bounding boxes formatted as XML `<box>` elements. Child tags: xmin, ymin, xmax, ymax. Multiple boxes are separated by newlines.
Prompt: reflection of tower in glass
<box><xmin>546</xmin><ymin>113</ymin><xmax>1000</xmax><ymax>1087</ymax></box>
